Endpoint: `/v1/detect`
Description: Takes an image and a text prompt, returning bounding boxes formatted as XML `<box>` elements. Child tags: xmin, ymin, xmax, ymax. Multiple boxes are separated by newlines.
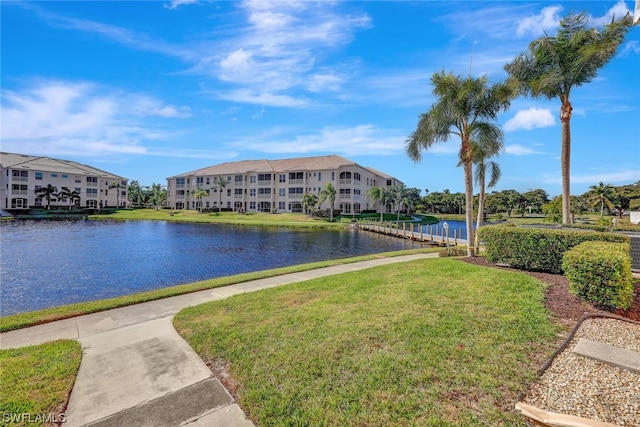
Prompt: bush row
<box><xmin>477</xmin><ymin>226</ymin><xmax>629</xmax><ymax>274</ymax></box>
<box><xmin>562</xmin><ymin>241</ymin><xmax>633</xmax><ymax>310</ymax></box>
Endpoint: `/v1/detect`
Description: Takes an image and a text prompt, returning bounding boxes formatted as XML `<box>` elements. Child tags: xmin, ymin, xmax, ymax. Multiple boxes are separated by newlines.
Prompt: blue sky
<box><xmin>2</xmin><ymin>1</ymin><xmax>639</xmax><ymax>198</ymax></box>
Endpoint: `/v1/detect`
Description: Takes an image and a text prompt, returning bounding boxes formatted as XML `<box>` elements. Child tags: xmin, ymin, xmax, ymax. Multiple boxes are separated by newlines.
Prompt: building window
<box><xmin>227</xmin><ymin>189</ymin><xmax>232</xmax><ymax>196</ymax></box>
<box><xmin>86</xmin><ymin>176</ymin><xmax>98</xmax><ymax>185</ymax></box>
<box><xmin>86</xmin><ymin>188</ymin><xmax>98</xmax><ymax>198</ymax></box>
<box><xmin>249</xmin><ymin>201</ymin><xmax>256</xmax><ymax>210</ymax></box>
<box><xmin>387</xmin><ymin>179</ymin><xmax>392</xmax><ymax>186</ymax></box>
<box><xmin>318</xmin><ymin>172</ymin><xmax>321</xmax><ymax>181</ymax></box>
<box><xmin>86</xmin><ymin>200</ymin><xmax>98</xmax><ymax>208</ymax></box>
<box><xmin>10</xmin><ymin>198</ymin><xmax>28</xmax><ymax>209</ymax></box>
<box><xmin>289</xmin><ymin>202</ymin><xmax>303</xmax><ymax>213</ymax></box>
<box><xmin>258</xmin><ymin>188</ymin><xmax>271</xmax><ymax>195</ymax></box>
<box><xmin>250</xmin><ymin>188</ymin><xmax>256</xmax><ymax>196</ymax></box>
<box><xmin>279</xmin><ymin>174</ymin><xmax>286</xmax><ymax>183</ymax></box>
<box><xmin>206</xmin><ymin>177</ymin><xmax>210</xmax><ymax>185</ymax></box>
<box><xmin>51</xmin><ymin>173</ymin><xmax>58</xmax><ymax>178</ymax></box>
<box><xmin>354</xmin><ymin>173</ymin><xmax>361</xmax><ymax>182</ymax></box>
<box><xmin>250</xmin><ymin>175</ymin><xmax>256</xmax><ymax>183</ymax></box>
<box><xmin>288</xmin><ymin>187</ymin><xmax>304</xmax><ymax>194</ymax></box>
<box><xmin>226</xmin><ymin>176</ymin><xmax>232</xmax><ymax>183</ymax></box>
<box><xmin>235</xmin><ymin>189</ymin><xmax>243</xmax><ymax>195</ymax></box>
<box><xmin>196</xmin><ymin>177</ymin><xmax>204</xmax><ymax>185</ymax></box>
<box><xmin>279</xmin><ymin>201</ymin><xmax>286</xmax><ymax>210</ymax></box>
<box><xmin>258</xmin><ymin>174</ymin><xmax>271</xmax><ymax>183</ymax></box>
<box><xmin>279</xmin><ymin>188</ymin><xmax>285</xmax><ymax>196</ymax></box>
<box><xmin>176</xmin><ymin>202</ymin><xmax>184</xmax><ymax>209</ymax></box>
<box><xmin>235</xmin><ymin>175</ymin><xmax>243</xmax><ymax>184</ymax></box>
<box><xmin>35</xmin><ymin>172</ymin><xmax>43</xmax><ymax>180</ymax></box>
<box><xmin>331</xmin><ymin>172</ymin><xmax>335</xmax><ymax>180</ymax></box>
<box><xmin>62</xmin><ymin>174</ymin><xmax>68</xmax><ymax>179</ymax></box>
<box><xmin>176</xmin><ymin>178</ymin><xmax>185</xmax><ymax>188</ymax></box>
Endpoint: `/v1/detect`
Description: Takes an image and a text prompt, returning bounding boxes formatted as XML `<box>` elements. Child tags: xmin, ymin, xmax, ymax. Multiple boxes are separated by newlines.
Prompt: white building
<box><xmin>0</xmin><ymin>152</ymin><xmax>128</xmax><ymax>211</ymax></box>
<box><xmin>166</xmin><ymin>155</ymin><xmax>403</xmax><ymax>214</ymax></box>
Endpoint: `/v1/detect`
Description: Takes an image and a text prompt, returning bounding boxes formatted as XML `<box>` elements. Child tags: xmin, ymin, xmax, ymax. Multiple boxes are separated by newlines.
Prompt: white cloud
<box><xmin>164</xmin><ymin>0</ymin><xmax>198</xmax><ymax>10</ymax></box>
<box><xmin>0</xmin><ymin>80</ymin><xmax>191</xmax><ymax>158</ymax></box>
<box><xmin>217</xmin><ymin>89</ymin><xmax>308</xmax><ymax>107</ymax></box>
<box><xmin>505</xmin><ymin>144</ymin><xmax>544</xmax><ymax>156</ymax></box>
<box><xmin>620</xmin><ymin>40</ymin><xmax>640</xmax><ymax>56</ymax></box>
<box><xmin>516</xmin><ymin>5</ymin><xmax>563</xmax><ymax>37</ymax></box>
<box><xmin>504</xmin><ymin>108</ymin><xmax>555</xmax><ymax>131</ymax></box>
<box><xmin>590</xmin><ymin>0</ymin><xmax>630</xmax><ymax>26</ymax></box>
<box><xmin>572</xmin><ymin>171</ymin><xmax>640</xmax><ymax>185</ymax></box>
<box><xmin>230</xmin><ymin>125</ymin><xmax>405</xmax><ymax>156</ymax></box>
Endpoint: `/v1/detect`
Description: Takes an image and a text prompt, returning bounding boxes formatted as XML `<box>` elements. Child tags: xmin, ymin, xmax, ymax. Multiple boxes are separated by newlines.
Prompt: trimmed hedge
<box><xmin>477</xmin><ymin>226</ymin><xmax>629</xmax><ymax>274</ymax></box>
<box><xmin>562</xmin><ymin>241</ymin><xmax>634</xmax><ymax>310</ymax></box>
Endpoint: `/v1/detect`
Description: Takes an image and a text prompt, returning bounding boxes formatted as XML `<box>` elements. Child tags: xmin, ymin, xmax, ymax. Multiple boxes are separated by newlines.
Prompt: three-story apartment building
<box><xmin>166</xmin><ymin>155</ymin><xmax>403</xmax><ymax>214</ymax></box>
<box><xmin>0</xmin><ymin>152</ymin><xmax>128</xmax><ymax>211</ymax></box>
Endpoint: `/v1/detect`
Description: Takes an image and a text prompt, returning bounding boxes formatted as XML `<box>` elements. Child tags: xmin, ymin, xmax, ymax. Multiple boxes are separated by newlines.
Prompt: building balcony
<box><xmin>339</xmin><ymin>179</ymin><xmax>352</xmax><ymax>185</ymax></box>
<box><xmin>289</xmin><ymin>179</ymin><xmax>303</xmax><ymax>185</ymax></box>
<box><xmin>288</xmin><ymin>194</ymin><xmax>303</xmax><ymax>199</ymax></box>
<box><xmin>258</xmin><ymin>181</ymin><xmax>271</xmax><ymax>186</ymax></box>
<box><xmin>12</xmin><ymin>177</ymin><xmax>28</xmax><ymax>182</ymax></box>
<box><xmin>11</xmin><ymin>190</ymin><xmax>28</xmax><ymax>195</ymax></box>
<box><xmin>339</xmin><ymin>194</ymin><xmax>352</xmax><ymax>199</ymax></box>
<box><xmin>258</xmin><ymin>194</ymin><xmax>271</xmax><ymax>199</ymax></box>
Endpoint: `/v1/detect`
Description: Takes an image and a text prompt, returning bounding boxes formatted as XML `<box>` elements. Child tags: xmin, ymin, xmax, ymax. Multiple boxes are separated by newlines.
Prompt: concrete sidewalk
<box><xmin>1</xmin><ymin>253</ymin><xmax>437</xmax><ymax>426</ymax></box>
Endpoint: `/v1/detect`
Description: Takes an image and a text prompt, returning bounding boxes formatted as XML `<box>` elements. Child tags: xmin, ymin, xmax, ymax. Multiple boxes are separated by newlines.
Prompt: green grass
<box><xmin>89</xmin><ymin>209</ymin><xmax>347</xmax><ymax>228</ymax></box>
<box><xmin>0</xmin><ymin>249</ymin><xmax>439</xmax><ymax>332</ymax></box>
<box><xmin>174</xmin><ymin>258</ymin><xmax>559</xmax><ymax>426</ymax></box>
<box><xmin>0</xmin><ymin>340</ymin><xmax>82</xmax><ymax>427</ymax></box>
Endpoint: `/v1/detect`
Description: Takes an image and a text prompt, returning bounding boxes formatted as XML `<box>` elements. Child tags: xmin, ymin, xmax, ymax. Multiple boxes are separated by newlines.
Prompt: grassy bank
<box><xmin>0</xmin><ymin>340</ymin><xmax>82</xmax><ymax>427</ymax></box>
<box><xmin>89</xmin><ymin>209</ymin><xmax>347</xmax><ymax>228</ymax></box>
<box><xmin>175</xmin><ymin>257</ymin><xmax>559</xmax><ymax>426</ymax></box>
<box><xmin>0</xmin><ymin>249</ymin><xmax>438</xmax><ymax>332</ymax></box>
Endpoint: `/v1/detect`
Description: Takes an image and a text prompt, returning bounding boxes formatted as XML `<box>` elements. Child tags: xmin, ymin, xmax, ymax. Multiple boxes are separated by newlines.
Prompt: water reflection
<box><xmin>0</xmin><ymin>220</ymin><xmax>424</xmax><ymax>315</ymax></box>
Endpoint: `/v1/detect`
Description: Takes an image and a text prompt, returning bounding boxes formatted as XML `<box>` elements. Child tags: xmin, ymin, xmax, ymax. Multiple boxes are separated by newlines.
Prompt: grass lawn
<box><xmin>174</xmin><ymin>257</ymin><xmax>559</xmax><ymax>426</ymax></box>
<box><xmin>89</xmin><ymin>209</ymin><xmax>347</xmax><ymax>228</ymax></box>
<box><xmin>0</xmin><ymin>340</ymin><xmax>81</xmax><ymax>427</ymax></box>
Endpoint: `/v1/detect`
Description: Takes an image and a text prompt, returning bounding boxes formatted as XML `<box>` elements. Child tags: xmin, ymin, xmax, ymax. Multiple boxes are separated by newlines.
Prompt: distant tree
<box><xmin>302</xmin><ymin>193</ymin><xmax>318</xmax><ymax>215</ymax></box>
<box><xmin>505</xmin><ymin>12</ymin><xmax>632</xmax><ymax>225</ymax></box>
<box><xmin>128</xmin><ymin>180</ymin><xmax>145</xmax><ymax>208</ymax></box>
<box><xmin>367</xmin><ymin>186</ymin><xmax>390</xmax><ymax>221</ymax></box>
<box><xmin>522</xmin><ymin>189</ymin><xmax>550</xmax><ymax>214</ymax></box>
<box><xmin>587</xmin><ymin>182</ymin><xmax>616</xmax><ymax>217</ymax></box>
<box><xmin>406</xmin><ymin>71</ymin><xmax>514</xmax><ymax>256</ymax></box>
<box><xmin>56</xmin><ymin>187</ymin><xmax>80</xmax><ymax>210</ymax></box>
<box><xmin>213</xmin><ymin>176</ymin><xmax>227</xmax><ymax>212</ymax></box>
<box><xmin>150</xmin><ymin>183</ymin><xmax>166</xmax><ymax>210</ymax></box>
<box><xmin>192</xmin><ymin>187</ymin><xmax>208</xmax><ymax>213</ymax></box>
<box><xmin>35</xmin><ymin>184</ymin><xmax>57</xmax><ymax>210</ymax></box>
<box><xmin>318</xmin><ymin>183</ymin><xmax>337</xmax><ymax>221</ymax></box>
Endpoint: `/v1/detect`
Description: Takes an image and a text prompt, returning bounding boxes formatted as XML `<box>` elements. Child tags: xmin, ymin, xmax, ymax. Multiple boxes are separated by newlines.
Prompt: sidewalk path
<box><xmin>1</xmin><ymin>253</ymin><xmax>437</xmax><ymax>426</ymax></box>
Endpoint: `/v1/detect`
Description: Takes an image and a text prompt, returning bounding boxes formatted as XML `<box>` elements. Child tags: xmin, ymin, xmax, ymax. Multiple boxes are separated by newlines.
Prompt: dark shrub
<box><xmin>562</xmin><ymin>241</ymin><xmax>633</xmax><ymax>310</ymax></box>
<box><xmin>477</xmin><ymin>226</ymin><xmax>629</xmax><ymax>274</ymax></box>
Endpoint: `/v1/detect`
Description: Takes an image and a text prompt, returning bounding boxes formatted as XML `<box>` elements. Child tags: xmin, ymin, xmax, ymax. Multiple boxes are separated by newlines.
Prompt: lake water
<box><xmin>0</xmin><ymin>220</ymin><xmax>425</xmax><ymax>315</ymax></box>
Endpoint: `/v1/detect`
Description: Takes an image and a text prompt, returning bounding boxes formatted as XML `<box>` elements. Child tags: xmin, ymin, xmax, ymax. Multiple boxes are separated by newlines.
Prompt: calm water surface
<box><xmin>0</xmin><ymin>220</ymin><xmax>424</xmax><ymax>315</ymax></box>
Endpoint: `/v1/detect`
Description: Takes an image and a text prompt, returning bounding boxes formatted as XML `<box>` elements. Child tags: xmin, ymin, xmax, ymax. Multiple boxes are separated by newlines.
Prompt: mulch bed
<box><xmin>459</xmin><ymin>256</ymin><xmax>640</xmax><ymax>323</ymax></box>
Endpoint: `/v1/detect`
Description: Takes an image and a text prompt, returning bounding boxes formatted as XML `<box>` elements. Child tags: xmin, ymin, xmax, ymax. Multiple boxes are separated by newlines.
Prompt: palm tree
<box><xmin>318</xmin><ymin>183</ymin><xmax>337</xmax><ymax>221</ymax></box>
<box><xmin>389</xmin><ymin>184</ymin><xmax>408</xmax><ymax>222</ymax></box>
<box><xmin>505</xmin><ymin>12</ymin><xmax>632</xmax><ymax>225</ymax></box>
<box><xmin>367</xmin><ymin>186</ymin><xmax>389</xmax><ymax>222</ymax></box>
<box><xmin>192</xmin><ymin>187</ymin><xmax>208</xmax><ymax>213</ymax></box>
<box><xmin>471</xmin><ymin>142</ymin><xmax>502</xmax><ymax>254</ymax></box>
<box><xmin>56</xmin><ymin>187</ymin><xmax>80</xmax><ymax>210</ymax></box>
<box><xmin>110</xmin><ymin>181</ymin><xmax>123</xmax><ymax>208</ymax></box>
<box><xmin>213</xmin><ymin>176</ymin><xmax>227</xmax><ymax>212</ymax></box>
<box><xmin>35</xmin><ymin>184</ymin><xmax>57</xmax><ymax>210</ymax></box>
<box><xmin>406</xmin><ymin>71</ymin><xmax>514</xmax><ymax>257</ymax></box>
<box><xmin>150</xmin><ymin>183</ymin><xmax>166</xmax><ymax>210</ymax></box>
<box><xmin>588</xmin><ymin>182</ymin><xmax>616</xmax><ymax>217</ymax></box>
<box><xmin>302</xmin><ymin>193</ymin><xmax>318</xmax><ymax>215</ymax></box>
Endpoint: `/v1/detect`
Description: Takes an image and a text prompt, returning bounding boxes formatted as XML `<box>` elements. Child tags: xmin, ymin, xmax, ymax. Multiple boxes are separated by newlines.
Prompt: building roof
<box><xmin>0</xmin><ymin>152</ymin><xmax>126</xmax><ymax>179</ymax></box>
<box><xmin>167</xmin><ymin>155</ymin><xmax>362</xmax><ymax>178</ymax></box>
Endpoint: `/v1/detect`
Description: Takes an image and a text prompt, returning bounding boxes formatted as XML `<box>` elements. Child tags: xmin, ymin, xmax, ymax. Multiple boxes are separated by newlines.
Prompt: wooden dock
<box><xmin>357</xmin><ymin>221</ymin><xmax>468</xmax><ymax>247</ymax></box>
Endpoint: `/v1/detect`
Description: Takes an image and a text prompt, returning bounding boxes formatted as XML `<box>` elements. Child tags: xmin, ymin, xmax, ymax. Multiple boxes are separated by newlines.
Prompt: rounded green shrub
<box><xmin>562</xmin><ymin>241</ymin><xmax>634</xmax><ymax>310</ymax></box>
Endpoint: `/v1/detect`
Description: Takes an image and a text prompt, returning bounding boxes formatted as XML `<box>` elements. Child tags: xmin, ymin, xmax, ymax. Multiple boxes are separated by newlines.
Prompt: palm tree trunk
<box><xmin>561</xmin><ymin>96</ymin><xmax>573</xmax><ymax>225</ymax></box>
<box><xmin>475</xmin><ymin>176</ymin><xmax>485</xmax><ymax>256</ymax></box>
<box><xmin>463</xmin><ymin>159</ymin><xmax>475</xmax><ymax>257</ymax></box>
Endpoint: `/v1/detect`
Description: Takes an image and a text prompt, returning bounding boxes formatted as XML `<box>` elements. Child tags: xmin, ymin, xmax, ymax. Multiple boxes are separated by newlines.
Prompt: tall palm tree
<box><xmin>192</xmin><ymin>187</ymin><xmax>208</xmax><ymax>213</ymax></box>
<box><xmin>213</xmin><ymin>176</ymin><xmax>227</xmax><ymax>212</ymax></box>
<box><xmin>367</xmin><ymin>186</ymin><xmax>389</xmax><ymax>222</ymax></box>
<box><xmin>505</xmin><ymin>12</ymin><xmax>632</xmax><ymax>225</ymax></box>
<box><xmin>389</xmin><ymin>184</ymin><xmax>408</xmax><ymax>222</ymax></box>
<box><xmin>471</xmin><ymin>142</ymin><xmax>502</xmax><ymax>254</ymax></box>
<box><xmin>318</xmin><ymin>183</ymin><xmax>337</xmax><ymax>221</ymax></box>
<box><xmin>406</xmin><ymin>71</ymin><xmax>514</xmax><ymax>257</ymax></box>
<box><xmin>35</xmin><ymin>184</ymin><xmax>57</xmax><ymax>210</ymax></box>
<box><xmin>588</xmin><ymin>182</ymin><xmax>616</xmax><ymax>217</ymax></box>
<box><xmin>56</xmin><ymin>187</ymin><xmax>81</xmax><ymax>210</ymax></box>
